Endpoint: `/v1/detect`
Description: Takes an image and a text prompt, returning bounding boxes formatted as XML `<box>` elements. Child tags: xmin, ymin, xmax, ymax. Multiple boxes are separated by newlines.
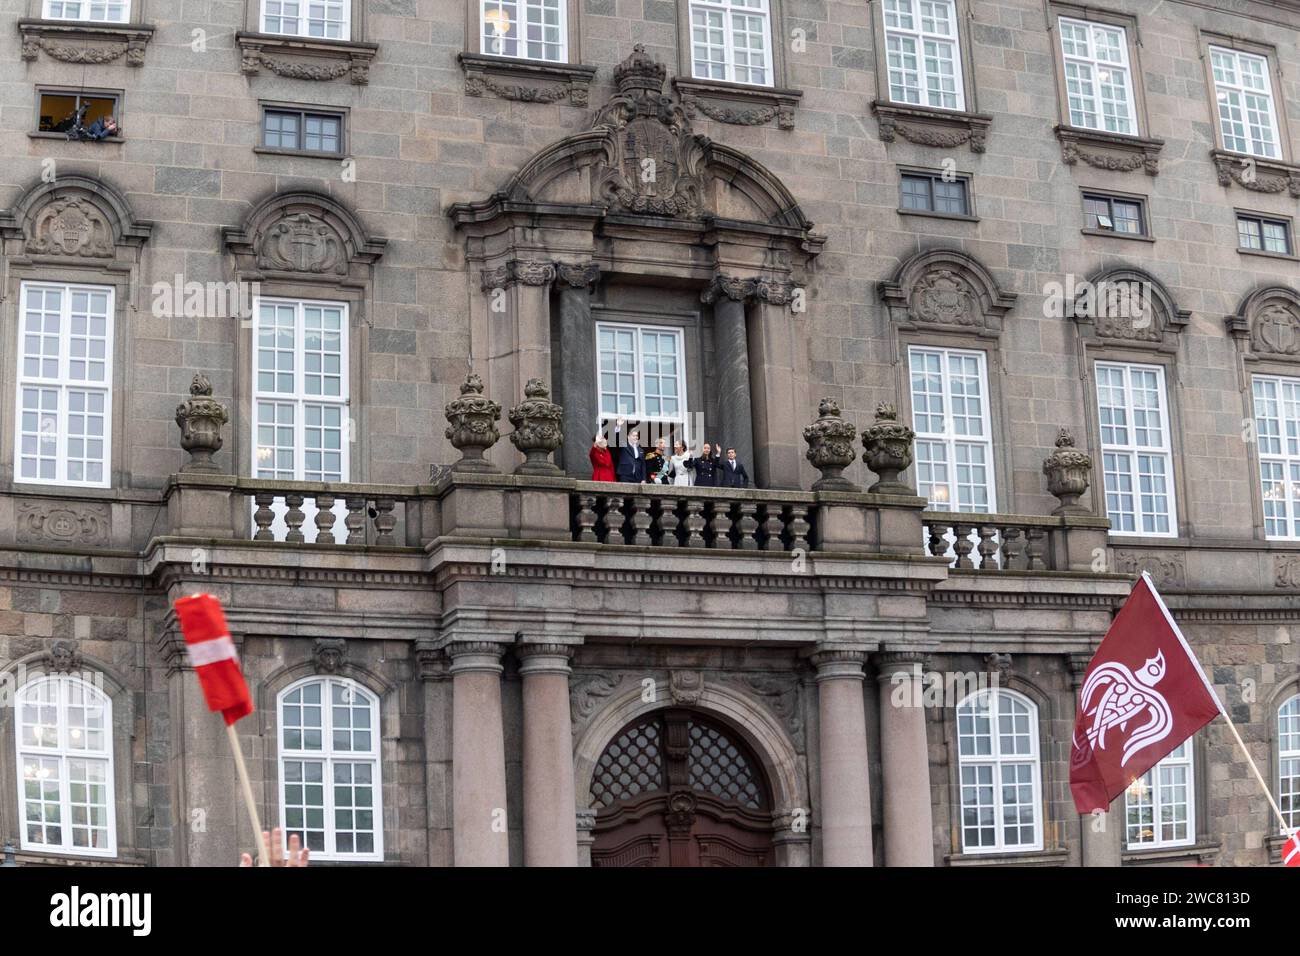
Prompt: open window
<box><xmin>36</xmin><ymin>89</ymin><xmax>122</xmax><ymax>141</ymax></box>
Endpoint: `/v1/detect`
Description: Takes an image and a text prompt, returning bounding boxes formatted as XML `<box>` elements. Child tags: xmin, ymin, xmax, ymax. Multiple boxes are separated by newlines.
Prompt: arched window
<box><xmin>15</xmin><ymin>674</ymin><xmax>115</xmax><ymax>857</ymax></box>
<box><xmin>1124</xmin><ymin>740</ymin><xmax>1194</xmax><ymax>848</ymax></box>
<box><xmin>277</xmin><ymin>676</ymin><xmax>382</xmax><ymax>861</ymax></box>
<box><xmin>1280</xmin><ymin>694</ymin><xmax>1300</xmax><ymax>832</ymax></box>
<box><xmin>955</xmin><ymin>689</ymin><xmax>1042</xmax><ymax>853</ymax></box>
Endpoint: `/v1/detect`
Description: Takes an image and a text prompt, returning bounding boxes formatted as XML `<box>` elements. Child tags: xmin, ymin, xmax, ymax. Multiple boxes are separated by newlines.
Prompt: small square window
<box><xmin>1084</xmin><ymin>193</ymin><xmax>1147</xmax><ymax>236</ymax></box>
<box><xmin>261</xmin><ymin>108</ymin><xmax>345</xmax><ymax>156</ymax></box>
<box><xmin>1237</xmin><ymin>213</ymin><xmax>1292</xmax><ymax>255</ymax></box>
<box><xmin>900</xmin><ymin>172</ymin><xmax>970</xmax><ymax>216</ymax></box>
<box><xmin>38</xmin><ymin>91</ymin><xmax>121</xmax><ymax>140</ymax></box>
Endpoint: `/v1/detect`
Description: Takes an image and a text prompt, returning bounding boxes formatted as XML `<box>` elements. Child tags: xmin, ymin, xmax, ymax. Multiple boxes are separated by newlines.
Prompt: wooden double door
<box><xmin>590</xmin><ymin>709</ymin><xmax>775</xmax><ymax>867</ymax></box>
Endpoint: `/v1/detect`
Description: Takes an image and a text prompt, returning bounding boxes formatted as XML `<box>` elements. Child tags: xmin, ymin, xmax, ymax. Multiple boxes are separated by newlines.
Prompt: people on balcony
<box><xmin>590</xmin><ymin>434</ymin><xmax>614</xmax><ymax>482</ymax></box>
<box><xmin>688</xmin><ymin>442</ymin><xmax>722</xmax><ymax>487</ymax></box>
<box><xmin>718</xmin><ymin>448</ymin><xmax>750</xmax><ymax>489</ymax></box>
<box><xmin>668</xmin><ymin>441</ymin><xmax>692</xmax><ymax>486</ymax></box>
<box><xmin>645</xmin><ymin>437</ymin><xmax>668</xmax><ymax>483</ymax></box>
<box><xmin>613</xmin><ymin>419</ymin><xmax>648</xmax><ymax>484</ymax></box>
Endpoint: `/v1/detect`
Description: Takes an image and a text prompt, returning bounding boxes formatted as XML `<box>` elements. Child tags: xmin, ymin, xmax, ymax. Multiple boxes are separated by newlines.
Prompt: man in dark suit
<box><xmin>688</xmin><ymin>441</ymin><xmax>722</xmax><ymax>486</ymax></box>
<box><xmin>614</xmin><ymin>418</ymin><xmax>647</xmax><ymax>483</ymax></box>
<box><xmin>718</xmin><ymin>447</ymin><xmax>750</xmax><ymax>488</ymax></box>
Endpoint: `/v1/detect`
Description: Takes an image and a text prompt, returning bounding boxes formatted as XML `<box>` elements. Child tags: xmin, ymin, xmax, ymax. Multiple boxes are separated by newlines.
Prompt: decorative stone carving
<box><xmin>591</xmin><ymin>45</ymin><xmax>708</xmax><ymax>217</ymax></box>
<box><xmin>872</xmin><ymin>101</ymin><xmax>992</xmax><ymax>153</ymax></box>
<box><xmin>1112</xmin><ymin>550</ymin><xmax>1185</xmax><ymax>589</ymax></box>
<box><xmin>16</xmin><ymin>502</ymin><xmax>110</xmax><ymax>547</ymax></box>
<box><xmin>555</xmin><ymin>262</ymin><xmax>601</xmax><ymax>289</ymax></box>
<box><xmin>1042</xmin><ymin>428</ymin><xmax>1092</xmax><ymax>515</ymax></box>
<box><xmin>1068</xmin><ymin>270</ymin><xmax>1189</xmax><ymax>354</ymax></box>
<box><xmin>861</xmin><ymin>403</ymin><xmax>915</xmax><ymax>495</ymax></box>
<box><xmin>909</xmin><ymin>270</ymin><xmax>978</xmax><ymax>327</ymax></box>
<box><xmin>673</xmin><ymin>78</ymin><xmax>802</xmax><ymax>131</ymax></box>
<box><xmin>984</xmin><ymin>653</ymin><xmax>1013</xmax><ymax>681</ymax></box>
<box><xmin>444</xmin><ymin>372</ymin><xmax>501</xmax><ymax>473</ymax></box>
<box><xmin>1056</xmin><ymin>127</ymin><xmax>1162</xmax><ymax>176</ymax></box>
<box><xmin>18</xmin><ymin>22</ymin><xmax>153</xmax><ymax>67</ymax></box>
<box><xmin>256</xmin><ymin>213</ymin><xmax>346</xmax><ymax>274</ymax></box>
<box><xmin>570</xmin><ymin>673</ymin><xmax>622</xmax><ymax>725</ymax></box>
<box><xmin>1088</xmin><ymin>280</ymin><xmax>1160</xmax><ymax>342</ymax></box>
<box><xmin>460</xmin><ymin>53</ymin><xmax>595</xmax><ymax>107</ymax></box>
<box><xmin>508</xmin><ymin>379</ymin><xmax>564</xmax><ymax>476</ymax></box>
<box><xmin>669</xmin><ymin>670</ymin><xmax>704</xmax><ymax>705</ymax></box>
<box><xmin>1275</xmin><ymin>555</ymin><xmax>1300</xmax><ymax>589</ymax></box>
<box><xmin>803</xmin><ymin>398</ymin><xmax>859</xmax><ymax>492</ymax></box>
<box><xmin>26</xmin><ymin>197</ymin><xmax>114</xmax><ymax>258</ymax></box>
<box><xmin>235</xmin><ymin>33</ymin><xmax>376</xmax><ymax>86</ymax></box>
<box><xmin>1211</xmin><ymin>150</ymin><xmax>1300</xmax><ymax>197</ymax></box>
<box><xmin>313</xmin><ymin>638</ymin><xmax>347</xmax><ymax>674</ymax></box>
<box><xmin>175</xmin><ymin>373</ymin><xmax>229</xmax><ymax>473</ymax></box>
<box><xmin>1252</xmin><ymin>302</ymin><xmax>1300</xmax><ymax>356</ymax></box>
<box><xmin>699</xmin><ymin>274</ymin><xmax>756</xmax><ymax>304</ymax></box>
<box><xmin>45</xmin><ymin>640</ymin><xmax>82</xmax><ymax>674</ymax></box>
<box><xmin>479</xmin><ymin>259</ymin><xmax>557</xmax><ymax>290</ymax></box>
<box><xmin>740</xmin><ymin>674</ymin><xmax>804</xmax><ymax>740</ymax></box>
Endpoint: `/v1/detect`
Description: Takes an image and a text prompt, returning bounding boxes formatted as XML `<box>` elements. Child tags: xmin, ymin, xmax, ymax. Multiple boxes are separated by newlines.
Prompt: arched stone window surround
<box><xmin>0</xmin><ymin>175</ymin><xmax>152</xmax><ymax>489</ymax></box>
<box><xmin>222</xmin><ymin>190</ymin><xmax>386</xmax><ymax>497</ymax></box>
<box><xmin>0</xmin><ymin>647</ymin><xmax>140</xmax><ymax>863</ymax></box>
<box><xmin>449</xmin><ymin>46</ymin><xmax>823</xmax><ymax>489</ymax></box>
<box><xmin>879</xmin><ymin>247</ymin><xmax>1016</xmax><ymax>512</ymax></box>
<box><xmin>1068</xmin><ymin>266</ymin><xmax>1191</xmax><ymax>536</ymax></box>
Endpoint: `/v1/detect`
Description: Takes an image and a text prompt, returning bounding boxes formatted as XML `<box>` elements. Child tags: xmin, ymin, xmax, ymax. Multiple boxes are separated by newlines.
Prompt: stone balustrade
<box><xmin>922</xmin><ymin>511</ymin><xmax>1110</xmax><ymax>572</ymax></box>
<box><xmin>240</xmin><ymin>478</ymin><xmax>413</xmax><ymax>546</ymax></box>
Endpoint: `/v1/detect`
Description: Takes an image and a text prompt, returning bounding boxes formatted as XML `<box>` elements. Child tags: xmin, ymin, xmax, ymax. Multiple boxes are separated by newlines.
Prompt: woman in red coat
<box><xmin>590</xmin><ymin>434</ymin><xmax>614</xmax><ymax>481</ymax></box>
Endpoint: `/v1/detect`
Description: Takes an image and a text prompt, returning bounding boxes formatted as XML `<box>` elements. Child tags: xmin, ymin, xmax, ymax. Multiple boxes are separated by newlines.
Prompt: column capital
<box><xmin>700</xmin><ymin>273</ymin><xmax>802</xmax><ymax>307</ymax></box>
<box><xmin>413</xmin><ymin>638</ymin><xmax>450</xmax><ymax>681</ymax></box>
<box><xmin>810</xmin><ymin>645</ymin><xmax>869</xmax><ymax>680</ymax></box>
<box><xmin>516</xmin><ymin>641</ymin><xmax>577</xmax><ymax>677</ymax></box>
<box><xmin>554</xmin><ymin>261</ymin><xmax>601</xmax><ymax>289</ymax></box>
<box><xmin>446</xmin><ymin>640</ymin><xmax>509</xmax><ymax>676</ymax></box>
<box><xmin>479</xmin><ymin>258</ymin><xmax>557</xmax><ymax>290</ymax></box>
<box><xmin>1067</xmin><ymin>652</ymin><xmax>1093</xmax><ymax>690</ymax></box>
<box><xmin>873</xmin><ymin>649</ymin><xmax>930</xmax><ymax>683</ymax></box>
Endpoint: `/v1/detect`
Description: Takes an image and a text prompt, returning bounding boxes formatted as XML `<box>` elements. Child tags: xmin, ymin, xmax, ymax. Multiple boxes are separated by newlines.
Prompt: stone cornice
<box><xmin>18</xmin><ymin>18</ymin><xmax>154</xmax><ymax>67</ymax></box>
<box><xmin>871</xmin><ymin>101</ymin><xmax>993</xmax><ymax>153</ymax></box>
<box><xmin>235</xmin><ymin>31</ymin><xmax>378</xmax><ymax>86</ymax></box>
<box><xmin>1211</xmin><ymin>149</ymin><xmax>1300</xmax><ymax>196</ymax></box>
<box><xmin>459</xmin><ymin>52</ymin><xmax>596</xmax><ymax>108</ymax></box>
<box><xmin>672</xmin><ymin>77</ymin><xmax>803</xmax><ymax>131</ymax></box>
<box><xmin>1056</xmin><ymin>126</ymin><xmax>1163</xmax><ymax>175</ymax></box>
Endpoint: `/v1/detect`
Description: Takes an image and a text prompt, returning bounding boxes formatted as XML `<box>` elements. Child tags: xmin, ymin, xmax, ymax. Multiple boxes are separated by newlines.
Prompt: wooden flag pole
<box><xmin>1217</xmin><ymin>708</ymin><xmax>1294</xmax><ymax>837</ymax></box>
<box><xmin>226</xmin><ymin>723</ymin><xmax>270</xmax><ymax>867</ymax></box>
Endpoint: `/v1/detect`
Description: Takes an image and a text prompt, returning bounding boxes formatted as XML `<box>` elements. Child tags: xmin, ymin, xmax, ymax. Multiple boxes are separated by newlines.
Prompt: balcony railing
<box><xmin>241</xmin><ymin>478</ymin><xmax>415</xmax><ymax>546</ymax></box>
<box><xmin>923</xmin><ymin>511</ymin><xmax>1109</xmax><ymax>572</ymax></box>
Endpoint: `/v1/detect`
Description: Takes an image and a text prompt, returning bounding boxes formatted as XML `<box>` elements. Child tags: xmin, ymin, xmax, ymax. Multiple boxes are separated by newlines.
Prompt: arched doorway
<box><xmin>589</xmin><ymin>709</ymin><xmax>775</xmax><ymax>866</ymax></box>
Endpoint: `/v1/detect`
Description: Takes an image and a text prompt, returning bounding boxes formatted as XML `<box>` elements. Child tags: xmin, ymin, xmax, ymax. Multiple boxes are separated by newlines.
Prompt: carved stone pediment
<box><xmin>1068</xmin><ymin>269</ymin><xmax>1188</xmax><ymax>353</ymax></box>
<box><xmin>1226</xmin><ymin>287</ymin><xmax>1300</xmax><ymax>360</ymax></box>
<box><xmin>879</xmin><ymin>248</ymin><xmax>1015</xmax><ymax>338</ymax></box>
<box><xmin>223</xmin><ymin>191</ymin><xmax>386</xmax><ymax>283</ymax></box>
<box><xmin>591</xmin><ymin>46</ymin><xmax>709</xmax><ymax>218</ymax></box>
<box><xmin>0</xmin><ymin>176</ymin><xmax>152</xmax><ymax>264</ymax></box>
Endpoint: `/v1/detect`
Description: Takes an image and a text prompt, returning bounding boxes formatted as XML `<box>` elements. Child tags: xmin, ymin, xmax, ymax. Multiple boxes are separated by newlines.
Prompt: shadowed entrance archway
<box><xmin>589</xmin><ymin>709</ymin><xmax>775</xmax><ymax>866</ymax></box>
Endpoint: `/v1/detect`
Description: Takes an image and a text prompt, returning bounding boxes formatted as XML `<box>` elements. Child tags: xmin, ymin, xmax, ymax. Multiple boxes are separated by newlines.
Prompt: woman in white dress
<box><xmin>669</xmin><ymin>440</ymin><xmax>693</xmax><ymax>486</ymax></box>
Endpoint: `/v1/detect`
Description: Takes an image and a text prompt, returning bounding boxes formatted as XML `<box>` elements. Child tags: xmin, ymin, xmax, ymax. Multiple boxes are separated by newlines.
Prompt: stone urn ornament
<box><xmin>861</xmin><ymin>402</ymin><xmax>916</xmax><ymax>495</ymax></box>
<box><xmin>175</xmin><ymin>372</ymin><xmax>229</xmax><ymax>473</ymax></box>
<box><xmin>508</xmin><ymin>378</ymin><xmax>564</xmax><ymax>476</ymax></box>
<box><xmin>444</xmin><ymin>371</ymin><xmax>501</xmax><ymax>473</ymax></box>
<box><xmin>1042</xmin><ymin>427</ymin><xmax>1092</xmax><ymax>515</ymax></box>
<box><xmin>803</xmin><ymin>398</ymin><xmax>859</xmax><ymax>491</ymax></box>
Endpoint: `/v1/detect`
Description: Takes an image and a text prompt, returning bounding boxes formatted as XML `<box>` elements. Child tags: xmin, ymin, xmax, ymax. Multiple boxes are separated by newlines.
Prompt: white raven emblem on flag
<box><xmin>1076</xmin><ymin>650</ymin><xmax>1173</xmax><ymax>767</ymax></box>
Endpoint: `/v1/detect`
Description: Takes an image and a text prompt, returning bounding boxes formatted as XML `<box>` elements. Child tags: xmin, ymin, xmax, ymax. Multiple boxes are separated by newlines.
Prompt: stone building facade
<box><xmin>0</xmin><ymin>0</ymin><xmax>1299</xmax><ymax>866</ymax></box>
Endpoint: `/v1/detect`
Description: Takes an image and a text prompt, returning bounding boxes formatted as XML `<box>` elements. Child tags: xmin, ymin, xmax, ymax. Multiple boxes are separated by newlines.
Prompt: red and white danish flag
<box><xmin>174</xmin><ymin>593</ymin><xmax>253</xmax><ymax>726</ymax></box>
<box><xmin>1070</xmin><ymin>573</ymin><xmax>1223</xmax><ymax>814</ymax></box>
<box><xmin>1284</xmin><ymin>831</ymin><xmax>1300</xmax><ymax>868</ymax></box>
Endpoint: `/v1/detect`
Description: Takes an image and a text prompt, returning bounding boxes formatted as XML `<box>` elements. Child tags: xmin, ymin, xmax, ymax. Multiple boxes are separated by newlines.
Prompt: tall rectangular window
<box><xmin>1209</xmin><ymin>46</ymin><xmax>1280</xmax><ymax>159</ymax></box>
<box><xmin>1125</xmin><ymin>741</ymin><xmax>1194</xmax><ymax>849</ymax></box>
<box><xmin>481</xmin><ymin>0</ymin><xmax>566</xmax><ymax>62</ymax></box>
<box><xmin>1058</xmin><ymin>17</ymin><xmax>1136</xmax><ymax>134</ymax></box>
<box><xmin>1251</xmin><ymin>375</ymin><xmax>1300</xmax><ymax>539</ymax></box>
<box><xmin>690</xmin><ymin>0</ymin><xmax>773</xmax><ymax>86</ymax></box>
<box><xmin>262</xmin><ymin>0</ymin><xmax>349</xmax><ymax>40</ymax></box>
<box><xmin>1095</xmin><ymin>362</ymin><xmax>1175</xmax><ymax>536</ymax></box>
<box><xmin>43</xmin><ymin>1</ymin><xmax>129</xmax><ymax>21</ymax></box>
<box><xmin>883</xmin><ymin>0</ymin><xmax>964</xmax><ymax>111</ymax></box>
<box><xmin>596</xmin><ymin>322</ymin><xmax>687</xmax><ymax>442</ymax></box>
<box><xmin>909</xmin><ymin>346</ymin><xmax>994</xmax><ymax>511</ymax></box>
<box><xmin>1280</xmin><ymin>695</ymin><xmax>1300</xmax><ymax>832</ymax></box>
<box><xmin>15</xmin><ymin>283</ymin><xmax>113</xmax><ymax>488</ymax></box>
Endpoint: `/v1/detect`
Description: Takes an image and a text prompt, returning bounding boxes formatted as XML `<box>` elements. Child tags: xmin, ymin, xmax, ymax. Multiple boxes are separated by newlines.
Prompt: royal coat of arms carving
<box><xmin>591</xmin><ymin>45</ymin><xmax>707</xmax><ymax>218</ymax></box>
<box><xmin>26</xmin><ymin>197</ymin><xmax>114</xmax><ymax>258</ymax></box>
<box><xmin>255</xmin><ymin>212</ymin><xmax>346</xmax><ymax>274</ymax></box>
<box><xmin>1252</xmin><ymin>302</ymin><xmax>1300</xmax><ymax>356</ymax></box>
<box><xmin>909</xmin><ymin>269</ymin><xmax>978</xmax><ymax>327</ymax></box>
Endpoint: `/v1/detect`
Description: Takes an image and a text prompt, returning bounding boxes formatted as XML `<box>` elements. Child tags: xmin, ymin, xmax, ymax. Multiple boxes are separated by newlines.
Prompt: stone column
<box><xmin>874</xmin><ymin>651</ymin><xmax>935</xmax><ymax>866</ymax></box>
<box><xmin>748</xmin><ymin>291</ymin><xmax>802</xmax><ymax>489</ymax></box>
<box><xmin>449</xmin><ymin>640</ymin><xmax>510</xmax><ymax>866</ymax></box>
<box><xmin>705</xmin><ymin>278</ymin><xmax>755</xmax><ymax>475</ymax></box>
<box><xmin>1069</xmin><ymin>652</ymin><xmax>1121</xmax><ymax>866</ymax></box>
<box><xmin>518</xmin><ymin>642</ymin><xmax>580</xmax><ymax>866</ymax></box>
<box><xmin>812</xmin><ymin>646</ymin><xmax>874</xmax><ymax>866</ymax></box>
<box><xmin>556</xmin><ymin>263</ymin><xmax>600</xmax><ymax>477</ymax></box>
<box><xmin>415</xmin><ymin>640</ymin><xmax>454</xmax><ymax>866</ymax></box>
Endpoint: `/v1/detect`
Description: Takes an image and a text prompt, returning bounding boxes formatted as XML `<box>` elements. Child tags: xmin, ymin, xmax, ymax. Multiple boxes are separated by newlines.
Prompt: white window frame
<box><xmin>479</xmin><ymin>0</ymin><xmax>568</xmax><ymax>63</ymax></box>
<box><xmin>594</xmin><ymin>320</ymin><xmax>689</xmax><ymax>442</ymax></box>
<box><xmin>1209</xmin><ymin>45</ymin><xmax>1281</xmax><ymax>159</ymax></box>
<box><xmin>42</xmin><ymin>0</ymin><xmax>130</xmax><ymax>22</ymax></box>
<box><xmin>14</xmin><ymin>281</ymin><xmax>114</xmax><ymax>489</ymax></box>
<box><xmin>955</xmin><ymin>688</ymin><xmax>1043</xmax><ymax>854</ymax></box>
<box><xmin>1124</xmin><ymin>740</ymin><xmax>1195</xmax><ymax>849</ymax></box>
<box><xmin>277</xmin><ymin>676</ymin><xmax>383</xmax><ymax>862</ymax></box>
<box><xmin>1095</xmin><ymin>361</ymin><xmax>1177</xmax><ymax>537</ymax></box>
<box><xmin>1251</xmin><ymin>374</ymin><xmax>1300</xmax><ymax>540</ymax></box>
<box><xmin>260</xmin><ymin>0</ymin><xmax>351</xmax><ymax>41</ymax></box>
<box><xmin>16</xmin><ymin>674</ymin><xmax>117</xmax><ymax>858</ymax></box>
<box><xmin>908</xmin><ymin>345</ymin><xmax>996</xmax><ymax>512</ymax></box>
<box><xmin>1057</xmin><ymin>16</ymin><xmax>1137</xmax><ymax>135</ymax></box>
<box><xmin>882</xmin><ymin>0</ymin><xmax>966</xmax><ymax>112</ymax></box>
<box><xmin>689</xmin><ymin>0</ymin><xmax>775</xmax><ymax>88</ymax></box>
<box><xmin>1280</xmin><ymin>693</ymin><xmax>1300</xmax><ymax>834</ymax></box>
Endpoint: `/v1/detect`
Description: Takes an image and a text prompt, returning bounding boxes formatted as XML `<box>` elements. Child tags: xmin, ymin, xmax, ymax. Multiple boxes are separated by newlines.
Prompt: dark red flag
<box><xmin>1070</xmin><ymin>572</ymin><xmax>1222</xmax><ymax>814</ymax></box>
<box><xmin>174</xmin><ymin>593</ymin><xmax>253</xmax><ymax>726</ymax></box>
